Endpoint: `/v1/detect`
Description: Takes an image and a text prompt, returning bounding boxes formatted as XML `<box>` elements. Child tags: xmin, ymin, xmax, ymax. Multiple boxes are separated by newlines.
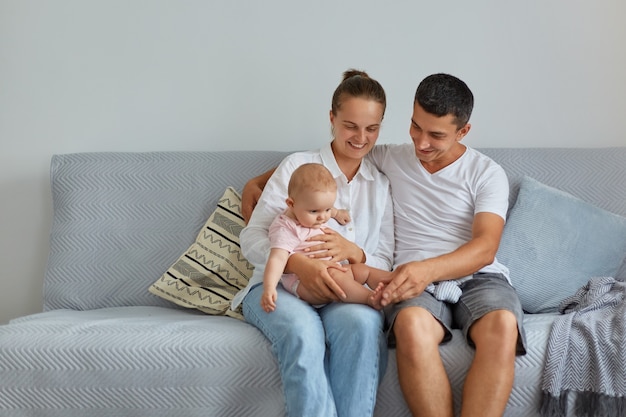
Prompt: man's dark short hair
<box><xmin>414</xmin><ymin>73</ymin><xmax>474</xmax><ymax>129</ymax></box>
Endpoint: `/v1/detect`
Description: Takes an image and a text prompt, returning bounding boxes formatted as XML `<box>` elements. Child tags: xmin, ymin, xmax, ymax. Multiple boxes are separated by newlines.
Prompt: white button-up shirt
<box><xmin>231</xmin><ymin>142</ymin><xmax>394</xmax><ymax>309</ymax></box>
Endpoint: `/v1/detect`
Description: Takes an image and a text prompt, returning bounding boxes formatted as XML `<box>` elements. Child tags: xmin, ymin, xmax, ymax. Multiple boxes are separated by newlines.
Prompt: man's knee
<box><xmin>393</xmin><ymin>306</ymin><xmax>443</xmax><ymax>347</ymax></box>
<box><xmin>470</xmin><ymin>309</ymin><xmax>518</xmax><ymax>350</ymax></box>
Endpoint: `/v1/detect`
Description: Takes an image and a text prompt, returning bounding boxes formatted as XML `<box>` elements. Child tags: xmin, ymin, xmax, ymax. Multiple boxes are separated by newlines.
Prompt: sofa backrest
<box><xmin>44</xmin><ymin>151</ymin><xmax>290</xmax><ymax>311</ymax></box>
<box><xmin>44</xmin><ymin>147</ymin><xmax>626</xmax><ymax>311</ymax></box>
<box><xmin>480</xmin><ymin>148</ymin><xmax>626</xmax><ymax>218</ymax></box>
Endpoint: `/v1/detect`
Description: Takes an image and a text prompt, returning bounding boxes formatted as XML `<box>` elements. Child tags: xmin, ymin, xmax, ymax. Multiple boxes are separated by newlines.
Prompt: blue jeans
<box><xmin>243</xmin><ymin>284</ymin><xmax>388</xmax><ymax>417</ymax></box>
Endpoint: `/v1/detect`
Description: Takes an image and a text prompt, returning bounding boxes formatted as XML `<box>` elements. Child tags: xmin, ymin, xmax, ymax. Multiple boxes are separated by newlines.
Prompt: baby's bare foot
<box><xmin>368</xmin><ymin>283</ymin><xmax>386</xmax><ymax>310</ymax></box>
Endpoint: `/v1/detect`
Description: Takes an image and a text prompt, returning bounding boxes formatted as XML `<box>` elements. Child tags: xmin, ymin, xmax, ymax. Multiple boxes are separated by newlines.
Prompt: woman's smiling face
<box><xmin>330</xmin><ymin>96</ymin><xmax>384</xmax><ymax>162</ymax></box>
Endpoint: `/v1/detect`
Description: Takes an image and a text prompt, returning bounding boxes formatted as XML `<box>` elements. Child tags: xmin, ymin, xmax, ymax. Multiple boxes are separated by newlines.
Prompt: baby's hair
<box><xmin>331</xmin><ymin>69</ymin><xmax>386</xmax><ymax>117</ymax></box>
<box><xmin>288</xmin><ymin>163</ymin><xmax>337</xmax><ymax>199</ymax></box>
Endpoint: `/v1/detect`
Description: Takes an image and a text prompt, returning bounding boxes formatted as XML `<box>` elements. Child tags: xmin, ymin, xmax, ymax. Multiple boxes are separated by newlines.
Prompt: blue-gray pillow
<box><xmin>497</xmin><ymin>176</ymin><xmax>626</xmax><ymax>313</ymax></box>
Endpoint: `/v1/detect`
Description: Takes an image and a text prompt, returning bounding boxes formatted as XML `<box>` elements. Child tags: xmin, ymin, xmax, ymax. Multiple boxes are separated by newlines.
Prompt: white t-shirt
<box><xmin>231</xmin><ymin>142</ymin><xmax>395</xmax><ymax>308</ymax></box>
<box><xmin>368</xmin><ymin>143</ymin><xmax>510</xmax><ymax>282</ymax></box>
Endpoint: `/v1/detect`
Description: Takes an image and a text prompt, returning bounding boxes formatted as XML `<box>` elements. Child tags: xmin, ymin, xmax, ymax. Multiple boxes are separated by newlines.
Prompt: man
<box><xmin>242</xmin><ymin>73</ymin><xmax>526</xmax><ymax>417</ymax></box>
<box><xmin>369</xmin><ymin>73</ymin><xmax>526</xmax><ymax>417</ymax></box>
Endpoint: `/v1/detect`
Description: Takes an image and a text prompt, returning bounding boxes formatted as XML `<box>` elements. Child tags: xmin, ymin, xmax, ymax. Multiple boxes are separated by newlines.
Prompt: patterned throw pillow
<box><xmin>149</xmin><ymin>187</ymin><xmax>253</xmax><ymax>320</ymax></box>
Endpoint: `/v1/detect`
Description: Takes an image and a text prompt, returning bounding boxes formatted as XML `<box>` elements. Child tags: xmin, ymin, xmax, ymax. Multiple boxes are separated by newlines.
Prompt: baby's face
<box><xmin>291</xmin><ymin>190</ymin><xmax>336</xmax><ymax>228</ymax></box>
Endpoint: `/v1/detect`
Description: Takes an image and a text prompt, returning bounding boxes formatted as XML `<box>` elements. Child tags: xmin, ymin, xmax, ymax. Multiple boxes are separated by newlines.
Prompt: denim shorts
<box><xmin>384</xmin><ymin>272</ymin><xmax>527</xmax><ymax>355</ymax></box>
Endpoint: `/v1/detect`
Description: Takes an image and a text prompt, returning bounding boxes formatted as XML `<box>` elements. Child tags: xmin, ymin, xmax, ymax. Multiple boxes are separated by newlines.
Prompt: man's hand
<box><xmin>380</xmin><ymin>212</ymin><xmax>507</xmax><ymax>307</ymax></box>
<box><xmin>380</xmin><ymin>261</ymin><xmax>435</xmax><ymax>307</ymax></box>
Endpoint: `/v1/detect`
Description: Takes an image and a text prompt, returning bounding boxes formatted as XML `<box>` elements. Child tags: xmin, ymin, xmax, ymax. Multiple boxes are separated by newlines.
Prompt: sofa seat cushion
<box><xmin>1</xmin><ymin>307</ymin><xmax>283</xmax><ymax>416</ymax></box>
<box><xmin>0</xmin><ymin>307</ymin><xmax>560</xmax><ymax>417</ymax></box>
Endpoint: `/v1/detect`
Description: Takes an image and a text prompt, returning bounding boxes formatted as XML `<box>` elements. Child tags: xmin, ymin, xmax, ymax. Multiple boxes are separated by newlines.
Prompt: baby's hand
<box><xmin>333</xmin><ymin>208</ymin><xmax>351</xmax><ymax>225</ymax></box>
<box><xmin>261</xmin><ymin>289</ymin><xmax>278</xmax><ymax>313</ymax></box>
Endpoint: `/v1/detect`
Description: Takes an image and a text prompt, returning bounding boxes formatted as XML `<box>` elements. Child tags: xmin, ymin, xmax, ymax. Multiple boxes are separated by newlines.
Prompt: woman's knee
<box><xmin>322</xmin><ymin>303</ymin><xmax>382</xmax><ymax>343</ymax></box>
<box><xmin>245</xmin><ymin>287</ymin><xmax>325</xmax><ymax>346</ymax></box>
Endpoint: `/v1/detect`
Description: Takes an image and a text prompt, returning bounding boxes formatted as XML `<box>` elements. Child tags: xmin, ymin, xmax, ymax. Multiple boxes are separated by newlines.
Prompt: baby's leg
<box><xmin>294</xmin><ymin>282</ymin><xmax>332</xmax><ymax>306</ymax></box>
<box><xmin>349</xmin><ymin>263</ymin><xmax>392</xmax><ymax>289</ymax></box>
<box><xmin>368</xmin><ymin>282</ymin><xmax>386</xmax><ymax>310</ymax></box>
<box><xmin>348</xmin><ymin>264</ymin><xmax>392</xmax><ymax>310</ymax></box>
<box><xmin>327</xmin><ymin>266</ymin><xmax>384</xmax><ymax>310</ymax></box>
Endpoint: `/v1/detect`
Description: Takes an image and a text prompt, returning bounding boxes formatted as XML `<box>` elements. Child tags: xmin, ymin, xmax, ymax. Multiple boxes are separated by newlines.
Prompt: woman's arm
<box><xmin>285</xmin><ymin>253</ymin><xmax>348</xmax><ymax>302</ymax></box>
<box><xmin>241</xmin><ymin>167</ymin><xmax>276</xmax><ymax>223</ymax></box>
<box><xmin>361</xmin><ymin>182</ymin><xmax>394</xmax><ymax>270</ymax></box>
<box><xmin>239</xmin><ymin>163</ymin><xmax>289</xmax><ymax>266</ymax></box>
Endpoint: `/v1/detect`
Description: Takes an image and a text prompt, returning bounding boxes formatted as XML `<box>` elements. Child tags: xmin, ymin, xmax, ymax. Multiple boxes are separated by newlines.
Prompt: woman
<box><xmin>231</xmin><ymin>69</ymin><xmax>394</xmax><ymax>417</ymax></box>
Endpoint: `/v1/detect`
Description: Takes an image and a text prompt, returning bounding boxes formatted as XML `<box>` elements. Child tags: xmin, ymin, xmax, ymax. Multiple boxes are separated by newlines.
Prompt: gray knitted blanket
<box><xmin>540</xmin><ymin>277</ymin><xmax>626</xmax><ymax>417</ymax></box>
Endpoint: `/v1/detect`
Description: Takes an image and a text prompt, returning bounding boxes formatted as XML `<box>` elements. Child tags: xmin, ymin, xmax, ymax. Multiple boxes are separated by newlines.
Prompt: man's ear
<box><xmin>456</xmin><ymin>123</ymin><xmax>471</xmax><ymax>141</ymax></box>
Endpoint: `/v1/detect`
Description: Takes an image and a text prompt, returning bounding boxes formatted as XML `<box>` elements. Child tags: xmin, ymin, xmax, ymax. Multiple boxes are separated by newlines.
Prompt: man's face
<box><xmin>409</xmin><ymin>103</ymin><xmax>470</xmax><ymax>170</ymax></box>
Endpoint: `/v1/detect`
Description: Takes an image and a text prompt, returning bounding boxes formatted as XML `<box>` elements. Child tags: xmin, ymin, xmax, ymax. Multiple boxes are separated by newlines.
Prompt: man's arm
<box><xmin>381</xmin><ymin>211</ymin><xmax>505</xmax><ymax>306</ymax></box>
<box><xmin>241</xmin><ymin>167</ymin><xmax>276</xmax><ymax>223</ymax></box>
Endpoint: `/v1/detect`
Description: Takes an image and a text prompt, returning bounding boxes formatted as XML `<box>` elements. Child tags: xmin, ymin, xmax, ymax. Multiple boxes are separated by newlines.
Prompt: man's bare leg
<box><xmin>460</xmin><ymin>310</ymin><xmax>518</xmax><ymax>417</ymax></box>
<box><xmin>394</xmin><ymin>306</ymin><xmax>454</xmax><ymax>417</ymax></box>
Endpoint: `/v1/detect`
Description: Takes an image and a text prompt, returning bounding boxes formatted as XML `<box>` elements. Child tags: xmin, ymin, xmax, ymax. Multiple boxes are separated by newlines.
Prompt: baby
<box><xmin>261</xmin><ymin>163</ymin><xmax>391</xmax><ymax>313</ymax></box>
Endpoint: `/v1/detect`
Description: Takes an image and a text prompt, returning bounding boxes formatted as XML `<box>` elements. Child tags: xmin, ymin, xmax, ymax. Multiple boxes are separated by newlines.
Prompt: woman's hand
<box><xmin>286</xmin><ymin>253</ymin><xmax>348</xmax><ymax>302</ymax></box>
<box><xmin>304</xmin><ymin>228</ymin><xmax>365</xmax><ymax>264</ymax></box>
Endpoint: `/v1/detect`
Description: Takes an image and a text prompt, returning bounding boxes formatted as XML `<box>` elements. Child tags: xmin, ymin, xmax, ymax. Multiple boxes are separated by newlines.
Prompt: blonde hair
<box><xmin>287</xmin><ymin>163</ymin><xmax>337</xmax><ymax>199</ymax></box>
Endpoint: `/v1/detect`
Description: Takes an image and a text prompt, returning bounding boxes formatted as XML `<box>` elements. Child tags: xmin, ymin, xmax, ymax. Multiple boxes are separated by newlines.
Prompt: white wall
<box><xmin>1</xmin><ymin>0</ymin><xmax>625</xmax><ymax>324</ymax></box>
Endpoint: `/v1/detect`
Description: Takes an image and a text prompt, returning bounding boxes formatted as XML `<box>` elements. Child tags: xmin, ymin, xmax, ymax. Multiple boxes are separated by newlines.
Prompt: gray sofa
<box><xmin>0</xmin><ymin>147</ymin><xmax>625</xmax><ymax>417</ymax></box>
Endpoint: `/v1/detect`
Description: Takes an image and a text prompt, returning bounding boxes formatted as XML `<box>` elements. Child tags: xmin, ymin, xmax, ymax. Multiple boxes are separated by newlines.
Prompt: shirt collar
<box><xmin>319</xmin><ymin>142</ymin><xmax>376</xmax><ymax>182</ymax></box>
